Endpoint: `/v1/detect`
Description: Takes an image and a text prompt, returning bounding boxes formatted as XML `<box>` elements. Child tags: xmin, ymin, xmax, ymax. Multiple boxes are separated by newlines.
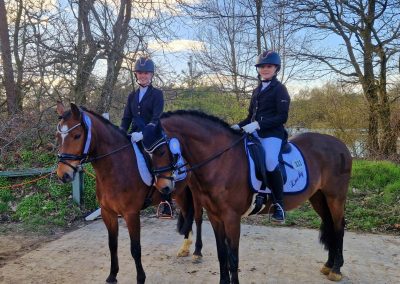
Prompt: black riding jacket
<box><xmin>238</xmin><ymin>77</ymin><xmax>290</xmax><ymax>139</ymax></box>
<box><xmin>120</xmin><ymin>85</ymin><xmax>164</xmax><ymax>133</ymax></box>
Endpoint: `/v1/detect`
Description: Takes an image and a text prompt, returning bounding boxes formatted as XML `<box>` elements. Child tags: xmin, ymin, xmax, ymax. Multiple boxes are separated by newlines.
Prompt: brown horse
<box><xmin>55</xmin><ymin>103</ymin><xmax>203</xmax><ymax>284</ymax></box>
<box><xmin>148</xmin><ymin>110</ymin><xmax>352</xmax><ymax>284</ymax></box>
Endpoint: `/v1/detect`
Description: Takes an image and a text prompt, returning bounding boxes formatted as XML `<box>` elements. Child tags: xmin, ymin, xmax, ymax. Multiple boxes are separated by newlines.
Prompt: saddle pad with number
<box><xmin>246</xmin><ymin>141</ymin><xmax>308</xmax><ymax>194</ymax></box>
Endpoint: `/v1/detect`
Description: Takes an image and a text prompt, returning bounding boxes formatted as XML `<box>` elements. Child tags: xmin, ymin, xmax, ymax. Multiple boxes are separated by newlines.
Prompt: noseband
<box><xmin>57</xmin><ymin>113</ymin><xmax>91</xmax><ymax>173</ymax></box>
<box><xmin>146</xmin><ymin>135</ymin><xmax>181</xmax><ymax>181</ymax></box>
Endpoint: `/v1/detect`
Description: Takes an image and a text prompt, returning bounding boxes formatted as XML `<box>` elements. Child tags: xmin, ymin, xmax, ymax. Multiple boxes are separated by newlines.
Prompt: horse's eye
<box><xmin>156</xmin><ymin>150</ymin><xmax>165</xmax><ymax>157</ymax></box>
<box><xmin>74</xmin><ymin>134</ymin><xmax>81</xmax><ymax>140</ymax></box>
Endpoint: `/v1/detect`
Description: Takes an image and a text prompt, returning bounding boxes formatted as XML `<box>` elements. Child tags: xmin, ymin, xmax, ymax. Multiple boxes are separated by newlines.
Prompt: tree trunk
<box><xmin>378</xmin><ymin>87</ymin><xmax>396</xmax><ymax>155</ymax></box>
<box><xmin>255</xmin><ymin>0</ymin><xmax>262</xmax><ymax>54</ymax></box>
<box><xmin>366</xmin><ymin>101</ymin><xmax>380</xmax><ymax>156</ymax></box>
<box><xmin>74</xmin><ymin>0</ymin><xmax>98</xmax><ymax>106</ymax></box>
<box><xmin>96</xmin><ymin>0</ymin><xmax>131</xmax><ymax>113</ymax></box>
<box><xmin>377</xmin><ymin>47</ymin><xmax>396</xmax><ymax>155</ymax></box>
<box><xmin>0</xmin><ymin>0</ymin><xmax>18</xmax><ymax>115</ymax></box>
<box><xmin>13</xmin><ymin>0</ymin><xmax>24</xmax><ymax>110</ymax></box>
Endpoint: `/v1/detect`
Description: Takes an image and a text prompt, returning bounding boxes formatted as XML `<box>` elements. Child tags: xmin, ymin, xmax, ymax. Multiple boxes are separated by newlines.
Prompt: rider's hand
<box><xmin>230</xmin><ymin>124</ymin><xmax>240</xmax><ymax>130</ymax></box>
<box><xmin>241</xmin><ymin>121</ymin><xmax>260</xmax><ymax>133</ymax></box>
<box><xmin>131</xmin><ymin>131</ymin><xmax>143</xmax><ymax>143</ymax></box>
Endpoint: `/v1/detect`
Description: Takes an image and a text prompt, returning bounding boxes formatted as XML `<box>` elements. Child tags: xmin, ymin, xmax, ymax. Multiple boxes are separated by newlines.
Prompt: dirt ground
<box><xmin>0</xmin><ymin>216</ymin><xmax>399</xmax><ymax>284</ymax></box>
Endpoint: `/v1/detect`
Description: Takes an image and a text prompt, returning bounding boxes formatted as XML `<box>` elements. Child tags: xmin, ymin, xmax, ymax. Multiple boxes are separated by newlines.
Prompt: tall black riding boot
<box><xmin>266</xmin><ymin>167</ymin><xmax>285</xmax><ymax>224</ymax></box>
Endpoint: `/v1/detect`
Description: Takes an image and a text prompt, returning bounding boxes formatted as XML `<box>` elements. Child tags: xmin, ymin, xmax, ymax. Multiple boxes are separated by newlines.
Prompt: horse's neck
<box><xmin>167</xmin><ymin>118</ymin><xmax>236</xmax><ymax>165</ymax></box>
<box><xmin>89</xmin><ymin>117</ymin><xmax>134</xmax><ymax>176</ymax></box>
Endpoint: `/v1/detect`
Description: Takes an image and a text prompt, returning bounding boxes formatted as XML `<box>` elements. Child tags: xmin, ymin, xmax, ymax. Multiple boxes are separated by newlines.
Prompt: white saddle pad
<box><xmin>133</xmin><ymin>143</ymin><xmax>153</xmax><ymax>186</ymax></box>
<box><xmin>132</xmin><ymin>142</ymin><xmax>187</xmax><ymax>186</ymax></box>
<box><xmin>246</xmin><ymin>142</ymin><xmax>308</xmax><ymax>194</ymax></box>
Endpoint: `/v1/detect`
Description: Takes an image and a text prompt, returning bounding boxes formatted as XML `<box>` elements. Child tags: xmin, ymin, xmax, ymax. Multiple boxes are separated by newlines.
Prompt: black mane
<box><xmin>161</xmin><ymin>109</ymin><xmax>241</xmax><ymax>135</ymax></box>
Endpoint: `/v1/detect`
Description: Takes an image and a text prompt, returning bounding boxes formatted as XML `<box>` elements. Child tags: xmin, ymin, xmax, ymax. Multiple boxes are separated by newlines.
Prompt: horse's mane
<box><xmin>161</xmin><ymin>110</ymin><xmax>241</xmax><ymax>135</ymax></box>
<box><xmin>80</xmin><ymin>107</ymin><xmax>129</xmax><ymax>140</ymax></box>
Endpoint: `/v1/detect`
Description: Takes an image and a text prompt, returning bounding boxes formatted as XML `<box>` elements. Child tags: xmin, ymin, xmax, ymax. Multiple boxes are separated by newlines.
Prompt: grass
<box><xmin>266</xmin><ymin>159</ymin><xmax>400</xmax><ymax>234</ymax></box>
<box><xmin>0</xmin><ymin>150</ymin><xmax>97</xmax><ymax>231</ymax></box>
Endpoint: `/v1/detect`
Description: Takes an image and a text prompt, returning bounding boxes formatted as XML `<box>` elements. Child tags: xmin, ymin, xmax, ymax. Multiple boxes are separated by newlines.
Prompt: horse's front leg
<box><xmin>223</xmin><ymin>213</ymin><xmax>241</xmax><ymax>284</ymax></box>
<box><xmin>101</xmin><ymin>208</ymin><xmax>119</xmax><ymax>283</ymax></box>
<box><xmin>193</xmin><ymin>207</ymin><xmax>203</xmax><ymax>261</ymax></box>
<box><xmin>125</xmin><ymin>213</ymin><xmax>146</xmax><ymax>284</ymax></box>
<box><xmin>209</xmin><ymin>214</ymin><xmax>230</xmax><ymax>284</ymax></box>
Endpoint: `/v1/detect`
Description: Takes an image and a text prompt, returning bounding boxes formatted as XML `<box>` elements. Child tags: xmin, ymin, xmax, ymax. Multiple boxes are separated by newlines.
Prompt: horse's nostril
<box><xmin>161</xmin><ymin>187</ymin><xmax>171</xmax><ymax>195</ymax></box>
<box><xmin>61</xmin><ymin>173</ymin><xmax>72</xmax><ymax>183</ymax></box>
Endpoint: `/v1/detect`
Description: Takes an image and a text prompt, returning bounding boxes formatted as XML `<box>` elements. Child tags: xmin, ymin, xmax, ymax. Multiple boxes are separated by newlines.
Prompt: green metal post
<box><xmin>72</xmin><ymin>167</ymin><xmax>84</xmax><ymax>205</ymax></box>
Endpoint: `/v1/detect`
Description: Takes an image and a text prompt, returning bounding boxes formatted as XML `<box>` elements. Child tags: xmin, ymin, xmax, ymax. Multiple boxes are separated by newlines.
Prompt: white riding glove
<box><xmin>231</xmin><ymin>124</ymin><xmax>240</xmax><ymax>130</ymax></box>
<box><xmin>131</xmin><ymin>131</ymin><xmax>143</xmax><ymax>143</ymax></box>
<box><xmin>242</xmin><ymin>121</ymin><xmax>260</xmax><ymax>133</ymax></box>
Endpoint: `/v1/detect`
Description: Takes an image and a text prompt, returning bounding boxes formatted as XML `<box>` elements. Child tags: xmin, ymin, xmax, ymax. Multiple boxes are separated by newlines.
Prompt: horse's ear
<box><xmin>70</xmin><ymin>103</ymin><xmax>81</xmax><ymax>120</ymax></box>
<box><xmin>56</xmin><ymin>101</ymin><xmax>65</xmax><ymax>116</ymax></box>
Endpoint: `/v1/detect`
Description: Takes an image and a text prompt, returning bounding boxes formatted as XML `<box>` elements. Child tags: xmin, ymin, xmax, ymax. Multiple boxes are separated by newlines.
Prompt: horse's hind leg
<box><xmin>101</xmin><ymin>208</ymin><xmax>119</xmax><ymax>283</ymax></box>
<box><xmin>324</xmin><ymin>193</ymin><xmax>346</xmax><ymax>281</ymax></box>
<box><xmin>309</xmin><ymin>190</ymin><xmax>346</xmax><ymax>281</ymax></box>
<box><xmin>125</xmin><ymin>213</ymin><xmax>146</xmax><ymax>284</ymax></box>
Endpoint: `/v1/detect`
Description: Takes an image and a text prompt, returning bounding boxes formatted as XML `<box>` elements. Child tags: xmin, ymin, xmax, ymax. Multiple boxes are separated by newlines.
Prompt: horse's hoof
<box><xmin>327</xmin><ymin>271</ymin><xmax>342</xmax><ymax>281</ymax></box>
<box><xmin>192</xmin><ymin>254</ymin><xmax>203</xmax><ymax>263</ymax></box>
<box><xmin>177</xmin><ymin>250</ymin><xmax>190</xmax><ymax>257</ymax></box>
<box><xmin>320</xmin><ymin>264</ymin><xmax>331</xmax><ymax>275</ymax></box>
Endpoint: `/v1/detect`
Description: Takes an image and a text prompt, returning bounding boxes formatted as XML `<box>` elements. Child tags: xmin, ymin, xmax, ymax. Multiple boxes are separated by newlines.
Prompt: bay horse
<box><xmin>55</xmin><ymin>103</ymin><xmax>203</xmax><ymax>284</ymax></box>
<box><xmin>149</xmin><ymin>110</ymin><xmax>352</xmax><ymax>283</ymax></box>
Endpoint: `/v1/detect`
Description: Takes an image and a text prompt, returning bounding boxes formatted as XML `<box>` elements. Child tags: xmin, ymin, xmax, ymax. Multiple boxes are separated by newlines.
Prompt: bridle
<box><xmin>145</xmin><ymin>135</ymin><xmax>181</xmax><ymax>182</ymax></box>
<box><xmin>149</xmin><ymin>133</ymin><xmax>246</xmax><ymax>182</ymax></box>
<box><xmin>57</xmin><ymin>110</ymin><xmax>130</xmax><ymax>173</ymax></box>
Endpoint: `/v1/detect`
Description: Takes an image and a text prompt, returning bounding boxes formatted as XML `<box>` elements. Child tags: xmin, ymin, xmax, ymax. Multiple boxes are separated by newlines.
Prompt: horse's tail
<box><xmin>177</xmin><ymin>186</ymin><xmax>194</xmax><ymax>236</ymax></box>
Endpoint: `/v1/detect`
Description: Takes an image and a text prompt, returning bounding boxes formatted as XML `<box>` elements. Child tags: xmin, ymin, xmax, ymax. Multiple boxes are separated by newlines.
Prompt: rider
<box><xmin>232</xmin><ymin>50</ymin><xmax>290</xmax><ymax>224</ymax></box>
<box><xmin>120</xmin><ymin>56</ymin><xmax>172</xmax><ymax>217</ymax></box>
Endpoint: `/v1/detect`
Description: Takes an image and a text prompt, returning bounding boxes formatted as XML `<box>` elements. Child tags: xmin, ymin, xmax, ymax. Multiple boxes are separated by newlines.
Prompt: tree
<box><xmin>94</xmin><ymin>0</ymin><xmax>132</xmax><ymax>114</ymax></box>
<box><xmin>0</xmin><ymin>0</ymin><xmax>18</xmax><ymax>115</ymax></box>
<box><xmin>73</xmin><ymin>0</ymin><xmax>100</xmax><ymax>105</ymax></box>
<box><xmin>285</xmin><ymin>0</ymin><xmax>400</xmax><ymax>156</ymax></box>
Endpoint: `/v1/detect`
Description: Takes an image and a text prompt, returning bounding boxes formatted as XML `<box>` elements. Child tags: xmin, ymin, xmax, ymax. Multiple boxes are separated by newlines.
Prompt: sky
<box><xmin>25</xmin><ymin>0</ymin><xmax>398</xmax><ymax>96</ymax></box>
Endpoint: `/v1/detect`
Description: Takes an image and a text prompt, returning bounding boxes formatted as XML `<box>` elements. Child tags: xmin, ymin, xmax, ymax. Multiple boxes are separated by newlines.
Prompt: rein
<box><xmin>153</xmin><ymin>134</ymin><xmax>246</xmax><ymax>176</ymax></box>
<box><xmin>179</xmin><ymin>134</ymin><xmax>246</xmax><ymax>173</ymax></box>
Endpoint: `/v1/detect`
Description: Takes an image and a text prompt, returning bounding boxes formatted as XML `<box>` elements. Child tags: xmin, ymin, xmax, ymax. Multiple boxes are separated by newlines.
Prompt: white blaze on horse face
<box><xmin>60</xmin><ymin>124</ymin><xmax>69</xmax><ymax>145</ymax></box>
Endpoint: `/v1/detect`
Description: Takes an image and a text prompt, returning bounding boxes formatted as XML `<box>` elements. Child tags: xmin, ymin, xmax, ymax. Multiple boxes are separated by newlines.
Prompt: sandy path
<box><xmin>0</xmin><ymin>216</ymin><xmax>399</xmax><ymax>284</ymax></box>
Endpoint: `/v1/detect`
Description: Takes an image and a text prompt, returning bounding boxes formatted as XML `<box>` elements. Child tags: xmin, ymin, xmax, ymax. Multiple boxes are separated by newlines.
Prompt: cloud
<box><xmin>149</xmin><ymin>39</ymin><xmax>204</xmax><ymax>53</ymax></box>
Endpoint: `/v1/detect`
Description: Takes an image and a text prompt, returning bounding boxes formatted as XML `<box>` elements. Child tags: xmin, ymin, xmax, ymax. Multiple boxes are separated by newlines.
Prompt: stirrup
<box><xmin>156</xmin><ymin>201</ymin><xmax>173</xmax><ymax>219</ymax></box>
<box><xmin>268</xmin><ymin>203</ymin><xmax>285</xmax><ymax>224</ymax></box>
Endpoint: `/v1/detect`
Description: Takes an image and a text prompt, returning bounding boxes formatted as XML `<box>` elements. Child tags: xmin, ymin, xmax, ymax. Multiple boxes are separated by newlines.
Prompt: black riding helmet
<box><xmin>255</xmin><ymin>50</ymin><xmax>281</xmax><ymax>72</ymax></box>
<box><xmin>134</xmin><ymin>57</ymin><xmax>155</xmax><ymax>73</ymax></box>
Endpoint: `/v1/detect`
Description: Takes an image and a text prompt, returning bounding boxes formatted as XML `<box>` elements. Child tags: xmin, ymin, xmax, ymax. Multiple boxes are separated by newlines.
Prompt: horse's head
<box><xmin>55</xmin><ymin>102</ymin><xmax>90</xmax><ymax>183</ymax></box>
<box><xmin>142</xmin><ymin>123</ymin><xmax>181</xmax><ymax>194</ymax></box>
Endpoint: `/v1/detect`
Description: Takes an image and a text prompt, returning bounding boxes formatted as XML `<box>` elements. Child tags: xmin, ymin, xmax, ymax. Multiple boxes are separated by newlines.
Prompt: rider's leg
<box><xmin>261</xmin><ymin>137</ymin><xmax>285</xmax><ymax>223</ymax></box>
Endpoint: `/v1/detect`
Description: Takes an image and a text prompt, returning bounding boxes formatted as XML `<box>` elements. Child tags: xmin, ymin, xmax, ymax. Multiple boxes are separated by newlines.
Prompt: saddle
<box><xmin>246</xmin><ymin>134</ymin><xmax>290</xmax><ymax>187</ymax></box>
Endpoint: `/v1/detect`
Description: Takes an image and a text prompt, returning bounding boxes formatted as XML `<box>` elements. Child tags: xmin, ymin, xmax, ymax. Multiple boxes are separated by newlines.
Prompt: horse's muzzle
<box><xmin>160</xmin><ymin>186</ymin><xmax>172</xmax><ymax>195</ymax></box>
<box><xmin>59</xmin><ymin>172</ymin><xmax>74</xmax><ymax>183</ymax></box>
